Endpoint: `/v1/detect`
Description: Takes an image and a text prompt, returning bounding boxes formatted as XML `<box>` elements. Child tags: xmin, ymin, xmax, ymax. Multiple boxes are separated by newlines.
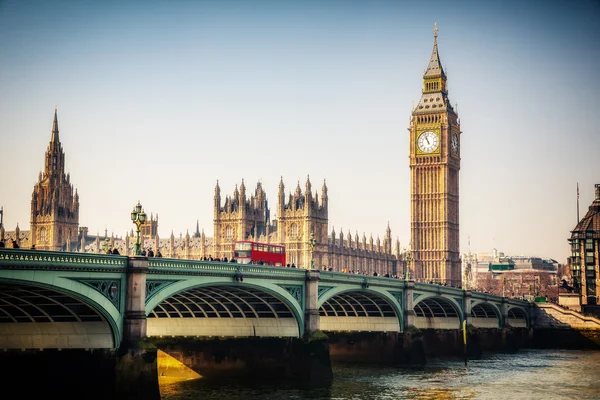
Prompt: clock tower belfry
<box><xmin>408</xmin><ymin>24</ymin><xmax>461</xmax><ymax>285</ymax></box>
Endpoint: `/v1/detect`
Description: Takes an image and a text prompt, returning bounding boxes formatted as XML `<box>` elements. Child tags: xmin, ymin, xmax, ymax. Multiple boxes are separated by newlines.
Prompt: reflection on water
<box><xmin>160</xmin><ymin>349</ymin><xmax>600</xmax><ymax>400</ymax></box>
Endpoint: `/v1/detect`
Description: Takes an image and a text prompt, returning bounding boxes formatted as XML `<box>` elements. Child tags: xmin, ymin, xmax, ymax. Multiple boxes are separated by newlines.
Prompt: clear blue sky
<box><xmin>1</xmin><ymin>0</ymin><xmax>599</xmax><ymax>263</ymax></box>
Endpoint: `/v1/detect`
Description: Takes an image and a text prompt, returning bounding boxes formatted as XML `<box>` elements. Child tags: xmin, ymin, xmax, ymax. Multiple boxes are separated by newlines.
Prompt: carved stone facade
<box><xmin>409</xmin><ymin>26</ymin><xmax>461</xmax><ymax>285</ymax></box>
<box><xmin>276</xmin><ymin>177</ymin><xmax>328</xmax><ymax>269</ymax></box>
<box><xmin>29</xmin><ymin>108</ymin><xmax>80</xmax><ymax>251</ymax></box>
<box><xmin>212</xmin><ymin>176</ymin><xmax>399</xmax><ymax>275</ymax></box>
<box><xmin>212</xmin><ymin>180</ymin><xmax>270</xmax><ymax>260</ymax></box>
<box><xmin>140</xmin><ymin>213</ymin><xmax>159</xmax><ymax>240</ymax></box>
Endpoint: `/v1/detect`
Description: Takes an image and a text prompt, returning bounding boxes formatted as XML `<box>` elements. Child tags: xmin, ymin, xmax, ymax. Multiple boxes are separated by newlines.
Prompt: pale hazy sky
<box><xmin>1</xmin><ymin>0</ymin><xmax>599</xmax><ymax>263</ymax></box>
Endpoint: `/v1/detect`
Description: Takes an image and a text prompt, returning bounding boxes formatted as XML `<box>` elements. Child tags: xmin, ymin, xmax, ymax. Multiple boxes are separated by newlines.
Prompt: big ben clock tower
<box><xmin>409</xmin><ymin>24</ymin><xmax>461</xmax><ymax>285</ymax></box>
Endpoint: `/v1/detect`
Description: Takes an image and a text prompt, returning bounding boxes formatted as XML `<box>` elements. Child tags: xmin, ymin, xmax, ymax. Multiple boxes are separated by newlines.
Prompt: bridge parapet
<box><xmin>148</xmin><ymin>258</ymin><xmax>307</xmax><ymax>278</ymax></box>
<box><xmin>0</xmin><ymin>248</ymin><xmax>127</xmax><ymax>269</ymax></box>
<box><xmin>319</xmin><ymin>271</ymin><xmax>406</xmax><ymax>287</ymax></box>
<box><xmin>413</xmin><ymin>282</ymin><xmax>464</xmax><ymax>297</ymax></box>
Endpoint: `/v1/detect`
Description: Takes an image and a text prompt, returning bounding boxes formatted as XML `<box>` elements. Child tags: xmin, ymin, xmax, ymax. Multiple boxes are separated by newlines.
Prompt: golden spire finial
<box><xmin>434</xmin><ymin>22</ymin><xmax>438</xmax><ymax>39</ymax></box>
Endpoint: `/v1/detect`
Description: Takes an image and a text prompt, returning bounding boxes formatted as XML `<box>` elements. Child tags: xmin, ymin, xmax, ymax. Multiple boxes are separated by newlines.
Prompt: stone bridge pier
<box><xmin>116</xmin><ymin>259</ymin><xmax>332</xmax><ymax>398</ymax></box>
<box><xmin>114</xmin><ymin>256</ymin><xmax>160</xmax><ymax>400</ymax></box>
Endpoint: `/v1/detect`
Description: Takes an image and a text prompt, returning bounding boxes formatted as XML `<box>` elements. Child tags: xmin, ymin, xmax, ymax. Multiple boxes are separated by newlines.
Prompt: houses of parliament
<box><xmin>1</xmin><ymin>27</ymin><xmax>464</xmax><ymax>284</ymax></box>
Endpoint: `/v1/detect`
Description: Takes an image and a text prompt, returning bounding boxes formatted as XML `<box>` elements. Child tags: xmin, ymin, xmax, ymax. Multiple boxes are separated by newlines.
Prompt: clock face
<box><xmin>451</xmin><ymin>133</ymin><xmax>459</xmax><ymax>155</ymax></box>
<box><xmin>417</xmin><ymin>131</ymin><xmax>439</xmax><ymax>153</ymax></box>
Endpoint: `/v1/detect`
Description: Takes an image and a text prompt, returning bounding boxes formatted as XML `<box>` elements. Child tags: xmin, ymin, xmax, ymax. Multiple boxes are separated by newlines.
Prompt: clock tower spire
<box><xmin>408</xmin><ymin>24</ymin><xmax>461</xmax><ymax>285</ymax></box>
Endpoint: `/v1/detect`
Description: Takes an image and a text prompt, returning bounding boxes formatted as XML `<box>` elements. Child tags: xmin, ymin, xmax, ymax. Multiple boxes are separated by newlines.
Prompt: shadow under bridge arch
<box><xmin>414</xmin><ymin>296</ymin><xmax>462</xmax><ymax>330</ymax></box>
<box><xmin>0</xmin><ymin>279</ymin><xmax>119</xmax><ymax>350</ymax></box>
<box><xmin>318</xmin><ymin>289</ymin><xmax>402</xmax><ymax>333</ymax></box>
<box><xmin>507</xmin><ymin>306</ymin><xmax>529</xmax><ymax>328</ymax></box>
<box><xmin>471</xmin><ymin>301</ymin><xmax>502</xmax><ymax>328</ymax></box>
<box><xmin>146</xmin><ymin>284</ymin><xmax>302</xmax><ymax>338</ymax></box>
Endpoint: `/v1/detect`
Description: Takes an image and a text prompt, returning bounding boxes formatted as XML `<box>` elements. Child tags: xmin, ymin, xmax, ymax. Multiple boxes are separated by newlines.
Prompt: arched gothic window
<box><xmin>291</xmin><ymin>223</ymin><xmax>299</xmax><ymax>239</ymax></box>
<box><xmin>225</xmin><ymin>226</ymin><xmax>233</xmax><ymax>240</ymax></box>
<box><xmin>39</xmin><ymin>227</ymin><xmax>47</xmax><ymax>243</ymax></box>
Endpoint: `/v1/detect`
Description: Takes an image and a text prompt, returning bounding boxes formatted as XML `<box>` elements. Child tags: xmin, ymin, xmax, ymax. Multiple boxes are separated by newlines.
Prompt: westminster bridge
<box><xmin>0</xmin><ymin>248</ymin><xmax>533</xmax><ymax>399</ymax></box>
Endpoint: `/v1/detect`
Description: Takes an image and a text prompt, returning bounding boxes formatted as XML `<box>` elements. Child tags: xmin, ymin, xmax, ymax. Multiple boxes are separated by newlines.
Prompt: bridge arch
<box><xmin>471</xmin><ymin>300</ymin><xmax>502</xmax><ymax>328</ymax></box>
<box><xmin>413</xmin><ymin>295</ymin><xmax>463</xmax><ymax>330</ymax></box>
<box><xmin>507</xmin><ymin>305</ymin><xmax>529</xmax><ymax>328</ymax></box>
<box><xmin>0</xmin><ymin>277</ymin><xmax>121</xmax><ymax>349</ymax></box>
<box><xmin>318</xmin><ymin>287</ymin><xmax>403</xmax><ymax>332</ymax></box>
<box><xmin>145</xmin><ymin>279</ymin><xmax>304</xmax><ymax>338</ymax></box>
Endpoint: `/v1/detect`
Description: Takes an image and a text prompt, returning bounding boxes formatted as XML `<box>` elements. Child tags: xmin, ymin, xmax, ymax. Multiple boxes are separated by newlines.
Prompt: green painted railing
<box><xmin>0</xmin><ymin>248</ymin><xmax>127</xmax><ymax>269</ymax></box>
<box><xmin>320</xmin><ymin>270</ymin><xmax>405</xmax><ymax>286</ymax></box>
<box><xmin>148</xmin><ymin>257</ymin><xmax>307</xmax><ymax>278</ymax></box>
<box><xmin>414</xmin><ymin>281</ymin><xmax>465</xmax><ymax>296</ymax></box>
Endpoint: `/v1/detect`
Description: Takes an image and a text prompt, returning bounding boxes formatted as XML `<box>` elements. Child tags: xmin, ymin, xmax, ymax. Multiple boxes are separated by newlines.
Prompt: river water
<box><xmin>159</xmin><ymin>349</ymin><xmax>600</xmax><ymax>400</ymax></box>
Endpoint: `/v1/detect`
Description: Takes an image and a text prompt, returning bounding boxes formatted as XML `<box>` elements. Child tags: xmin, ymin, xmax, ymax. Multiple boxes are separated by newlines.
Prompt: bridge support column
<box><xmin>500</xmin><ymin>298</ymin><xmax>509</xmax><ymax>328</ymax></box>
<box><xmin>403</xmin><ymin>280</ymin><xmax>416</xmax><ymax>329</ymax></box>
<box><xmin>123</xmin><ymin>256</ymin><xmax>148</xmax><ymax>342</ymax></box>
<box><xmin>115</xmin><ymin>256</ymin><xmax>159</xmax><ymax>400</ymax></box>
<box><xmin>463</xmin><ymin>290</ymin><xmax>472</xmax><ymax>327</ymax></box>
<box><xmin>292</xmin><ymin>269</ymin><xmax>332</xmax><ymax>382</ymax></box>
<box><xmin>399</xmin><ymin>280</ymin><xmax>426</xmax><ymax>365</ymax></box>
<box><xmin>499</xmin><ymin>298</ymin><xmax>519</xmax><ymax>353</ymax></box>
<box><xmin>304</xmin><ymin>269</ymin><xmax>320</xmax><ymax>337</ymax></box>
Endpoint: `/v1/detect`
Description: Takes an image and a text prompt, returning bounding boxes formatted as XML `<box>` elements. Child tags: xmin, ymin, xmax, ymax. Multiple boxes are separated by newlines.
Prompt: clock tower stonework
<box><xmin>409</xmin><ymin>25</ymin><xmax>461</xmax><ymax>285</ymax></box>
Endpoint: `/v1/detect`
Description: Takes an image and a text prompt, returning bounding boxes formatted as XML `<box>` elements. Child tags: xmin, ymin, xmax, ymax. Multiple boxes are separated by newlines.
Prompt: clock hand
<box><xmin>426</xmin><ymin>137</ymin><xmax>430</xmax><ymax>145</ymax></box>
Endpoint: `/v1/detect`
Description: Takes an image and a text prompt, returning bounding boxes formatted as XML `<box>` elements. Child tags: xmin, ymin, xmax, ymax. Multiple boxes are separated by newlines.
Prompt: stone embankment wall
<box><xmin>532</xmin><ymin>303</ymin><xmax>600</xmax><ymax>349</ymax></box>
<box><xmin>534</xmin><ymin>303</ymin><xmax>600</xmax><ymax>330</ymax></box>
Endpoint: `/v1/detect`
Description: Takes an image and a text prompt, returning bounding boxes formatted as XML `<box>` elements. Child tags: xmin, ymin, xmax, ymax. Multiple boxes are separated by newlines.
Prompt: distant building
<box><xmin>29</xmin><ymin>108</ymin><xmax>79</xmax><ymax>251</ymax></box>
<box><xmin>569</xmin><ymin>184</ymin><xmax>600</xmax><ymax>306</ymax></box>
<box><xmin>212</xmin><ymin>177</ymin><xmax>399</xmax><ymax>274</ymax></box>
<box><xmin>462</xmin><ymin>247</ymin><xmax>560</xmax><ymax>297</ymax></box>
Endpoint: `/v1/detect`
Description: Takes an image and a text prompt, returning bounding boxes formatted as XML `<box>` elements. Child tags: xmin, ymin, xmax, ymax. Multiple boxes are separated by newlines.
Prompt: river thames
<box><xmin>159</xmin><ymin>349</ymin><xmax>600</xmax><ymax>400</ymax></box>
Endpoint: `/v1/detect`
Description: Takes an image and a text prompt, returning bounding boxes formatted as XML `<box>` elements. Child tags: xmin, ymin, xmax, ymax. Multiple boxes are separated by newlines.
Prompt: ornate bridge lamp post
<box><xmin>308</xmin><ymin>232</ymin><xmax>316</xmax><ymax>269</ymax></box>
<box><xmin>130</xmin><ymin>201</ymin><xmax>146</xmax><ymax>256</ymax></box>
<box><xmin>404</xmin><ymin>248</ymin><xmax>412</xmax><ymax>280</ymax></box>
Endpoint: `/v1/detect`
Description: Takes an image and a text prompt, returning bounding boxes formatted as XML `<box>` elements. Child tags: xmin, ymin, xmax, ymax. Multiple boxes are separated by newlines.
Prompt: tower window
<box><xmin>291</xmin><ymin>223</ymin><xmax>299</xmax><ymax>239</ymax></box>
<box><xmin>225</xmin><ymin>226</ymin><xmax>233</xmax><ymax>240</ymax></box>
<box><xmin>53</xmin><ymin>156</ymin><xmax>57</xmax><ymax>170</ymax></box>
<box><xmin>40</xmin><ymin>227</ymin><xmax>47</xmax><ymax>242</ymax></box>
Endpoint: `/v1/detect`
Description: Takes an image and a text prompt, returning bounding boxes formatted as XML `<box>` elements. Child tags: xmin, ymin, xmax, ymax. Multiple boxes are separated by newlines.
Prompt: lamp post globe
<box><xmin>130</xmin><ymin>201</ymin><xmax>147</xmax><ymax>256</ymax></box>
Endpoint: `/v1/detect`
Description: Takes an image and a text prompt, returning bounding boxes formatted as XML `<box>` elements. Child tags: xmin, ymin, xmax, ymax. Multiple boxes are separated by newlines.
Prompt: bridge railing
<box><xmin>413</xmin><ymin>281</ymin><xmax>464</xmax><ymax>296</ymax></box>
<box><xmin>0</xmin><ymin>248</ymin><xmax>128</xmax><ymax>269</ymax></box>
<box><xmin>319</xmin><ymin>270</ymin><xmax>406</xmax><ymax>286</ymax></box>
<box><xmin>148</xmin><ymin>257</ymin><xmax>307</xmax><ymax>278</ymax></box>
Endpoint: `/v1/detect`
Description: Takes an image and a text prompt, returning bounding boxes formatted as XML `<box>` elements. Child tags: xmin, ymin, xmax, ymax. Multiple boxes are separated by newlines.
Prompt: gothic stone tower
<box><xmin>277</xmin><ymin>176</ymin><xmax>328</xmax><ymax>268</ymax></box>
<box><xmin>213</xmin><ymin>180</ymin><xmax>270</xmax><ymax>260</ymax></box>
<box><xmin>409</xmin><ymin>25</ymin><xmax>461</xmax><ymax>285</ymax></box>
<box><xmin>30</xmin><ymin>108</ymin><xmax>80</xmax><ymax>251</ymax></box>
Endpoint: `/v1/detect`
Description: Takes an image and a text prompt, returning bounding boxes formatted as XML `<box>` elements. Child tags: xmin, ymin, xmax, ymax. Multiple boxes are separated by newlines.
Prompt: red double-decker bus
<box><xmin>233</xmin><ymin>241</ymin><xmax>286</xmax><ymax>266</ymax></box>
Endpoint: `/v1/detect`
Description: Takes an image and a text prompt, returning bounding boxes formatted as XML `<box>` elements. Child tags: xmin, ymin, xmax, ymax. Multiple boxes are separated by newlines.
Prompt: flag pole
<box><xmin>577</xmin><ymin>182</ymin><xmax>580</xmax><ymax>223</ymax></box>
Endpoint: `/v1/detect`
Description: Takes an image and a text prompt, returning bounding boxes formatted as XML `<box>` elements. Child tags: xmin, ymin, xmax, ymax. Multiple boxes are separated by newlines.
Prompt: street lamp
<box><xmin>308</xmin><ymin>232</ymin><xmax>316</xmax><ymax>269</ymax></box>
<box><xmin>404</xmin><ymin>248</ymin><xmax>412</xmax><ymax>280</ymax></box>
<box><xmin>130</xmin><ymin>201</ymin><xmax>146</xmax><ymax>256</ymax></box>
